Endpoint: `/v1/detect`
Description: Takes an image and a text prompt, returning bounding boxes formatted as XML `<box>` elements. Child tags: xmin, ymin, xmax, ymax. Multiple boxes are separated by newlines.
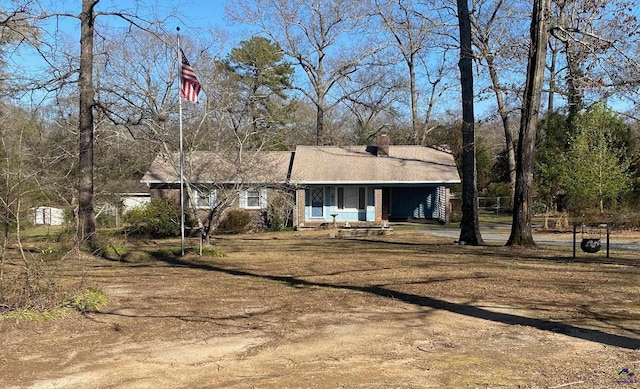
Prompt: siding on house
<box><xmin>303</xmin><ymin>185</ymin><xmax>376</xmax><ymax>224</ymax></box>
<box><xmin>389</xmin><ymin>187</ymin><xmax>438</xmax><ymax>220</ymax></box>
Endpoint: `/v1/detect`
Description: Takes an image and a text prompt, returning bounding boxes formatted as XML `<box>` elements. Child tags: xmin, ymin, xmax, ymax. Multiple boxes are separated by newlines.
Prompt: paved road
<box><xmin>421</xmin><ymin>224</ymin><xmax>640</xmax><ymax>253</ymax></box>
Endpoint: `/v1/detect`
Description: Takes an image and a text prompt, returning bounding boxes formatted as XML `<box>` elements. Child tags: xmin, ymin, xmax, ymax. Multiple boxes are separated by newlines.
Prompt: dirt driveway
<box><xmin>1</xmin><ymin>230</ymin><xmax>639</xmax><ymax>388</ymax></box>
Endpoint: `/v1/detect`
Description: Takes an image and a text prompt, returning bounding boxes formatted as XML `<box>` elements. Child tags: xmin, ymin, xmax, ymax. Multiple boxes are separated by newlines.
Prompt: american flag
<box><xmin>180</xmin><ymin>49</ymin><xmax>201</xmax><ymax>103</ymax></box>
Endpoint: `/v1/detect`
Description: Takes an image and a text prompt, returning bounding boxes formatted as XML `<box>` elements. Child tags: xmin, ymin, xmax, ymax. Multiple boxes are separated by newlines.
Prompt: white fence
<box><xmin>477</xmin><ymin>196</ymin><xmax>513</xmax><ymax>215</ymax></box>
<box><xmin>451</xmin><ymin>196</ymin><xmax>513</xmax><ymax>215</ymax></box>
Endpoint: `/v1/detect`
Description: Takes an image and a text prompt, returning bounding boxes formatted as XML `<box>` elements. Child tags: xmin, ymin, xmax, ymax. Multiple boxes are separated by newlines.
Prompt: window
<box><xmin>247</xmin><ymin>190</ymin><xmax>260</xmax><ymax>208</ymax></box>
<box><xmin>240</xmin><ymin>189</ymin><xmax>267</xmax><ymax>209</ymax></box>
<box><xmin>192</xmin><ymin>188</ymin><xmax>216</xmax><ymax>209</ymax></box>
<box><xmin>337</xmin><ymin>187</ymin><xmax>366</xmax><ymax>210</ymax></box>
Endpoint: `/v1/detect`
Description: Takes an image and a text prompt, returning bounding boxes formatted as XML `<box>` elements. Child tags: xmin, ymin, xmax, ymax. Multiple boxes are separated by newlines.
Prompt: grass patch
<box><xmin>1</xmin><ymin>307</ymin><xmax>67</xmax><ymax>325</ymax></box>
<box><xmin>62</xmin><ymin>288</ymin><xmax>108</xmax><ymax>314</ymax></box>
<box><xmin>188</xmin><ymin>247</ymin><xmax>225</xmax><ymax>257</ymax></box>
<box><xmin>102</xmin><ymin>241</ymin><xmax>128</xmax><ymax>260</ymax></box>
<box><xmin>148</xmin><ymin>246</ymin><xmax>226</xmax><ymax>259</ymax></box>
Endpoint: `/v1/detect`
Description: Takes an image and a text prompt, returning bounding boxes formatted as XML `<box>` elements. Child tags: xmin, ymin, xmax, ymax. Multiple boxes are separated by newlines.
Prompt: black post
<box><xmin>572</xmin><ymin>223</ymin><xmax>577</xmax><ymax>259</ymax></box>
<box><xmin>606</xmin><ymin>224</ymin><xmax>610</xmax><ymax>258</ymax></box>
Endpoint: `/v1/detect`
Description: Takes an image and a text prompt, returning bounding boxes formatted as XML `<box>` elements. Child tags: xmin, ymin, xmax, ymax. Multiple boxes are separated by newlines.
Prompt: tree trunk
<box><xmin>486</xmin><ymin>56</ymin><xmax>516</xmax><ymax>190</ymax></box>
<box><xmin>565</xmin><ymin>52</ymin><xmax>584</xmax><ymax>131</ymax></box>
<box><xmin>457</xmin><ymin>0</ymin><xmax>484</xmax><ymax>246</ymax></box>
<box><xmin>547</xmin><ymin>39</ymin><xmax>559</xmax><ymax>112</ymax></box>
<box><xmin>409</xmin><ymin>57</ymin><xmax>419</xmax><ymax>145</ymax></box>
<box><xmin>78</xmin><ymin>0</ymin><xmax>96</xmax><ymax>249</ymax></box>
<box><xmin>507</xmin><ymin>0</ymin><xmax>551</xmax><ymax>247</ymax></box>
<box><xmin>316</xmin><ymin>103</ymin><xmax>324</xmax><ymax>145</ymax></box>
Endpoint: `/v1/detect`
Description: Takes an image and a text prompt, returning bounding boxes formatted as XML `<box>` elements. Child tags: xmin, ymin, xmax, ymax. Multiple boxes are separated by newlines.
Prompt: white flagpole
<box><xmin>177</xmin><ymin>27</ymin><xmax>185</xmax><ymax>256</ymax></box>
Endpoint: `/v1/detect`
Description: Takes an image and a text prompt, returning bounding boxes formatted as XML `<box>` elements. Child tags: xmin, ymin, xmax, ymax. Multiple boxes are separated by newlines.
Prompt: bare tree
<box><xmin>0</xmin><ymin>104</ymin><xmax>65</xmax><ymax>305</ymax></box>
<box><xmin>470</xmin><ymin>0</ymin><xmax>529</xmax><ymax>190</ymax></box>
<box><xmin>375</xmin><ymin>0</ymin><xmax>428</xmax><ymax>144</ymax></box>
<box><xmin>507</xmin><ymin>0</ymin><xmax>551</xmax><ymax>247</ymax></box>
<box><xmin>0</xmin><ymin>6</ymin><xmax>41</xmax><ymax>238</ymax></box>
<box><xmin>77</xmin><ymin>0</ymin><xmax>97</xmax><ymax>248</ymax></box>
<box><xmin>227</xmin><ymin>0</ymin><xmax>381</xmax><ymax>145</ymax></box>
<box><xmin>18</xmin><ymin>1</ymin><xmax>176</xmax><ymax>249</ymax></box>
<box><xmin>548</xmin><ymin>0</ymin><xmax>640</xmax><ymax>127</ymax></box>
<box><xmin>338</xmin><ymin>65</ymin><xmax>404</xmax><ymax>144</ymax></box>
<box><xmin>376</xmin><ymin>0</ymin><xmax>457</xmax><ymax>145</ymax></box>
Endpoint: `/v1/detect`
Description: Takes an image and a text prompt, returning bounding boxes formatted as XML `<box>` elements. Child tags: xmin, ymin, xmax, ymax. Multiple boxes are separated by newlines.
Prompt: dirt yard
<box><xmin>1</xmin><ymin>229</ymin><xmax>639</xmax><ymax>388</ymax></box>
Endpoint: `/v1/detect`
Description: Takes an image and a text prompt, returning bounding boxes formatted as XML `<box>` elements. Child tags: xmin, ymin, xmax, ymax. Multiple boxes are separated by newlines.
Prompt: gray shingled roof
<box><xmin>289</xmin><ymin>145</ymin><xmax>460</xmax><ymax>184</ymax></box>
<box><xmin>141</xmin><ymin>145</ymin><xmax>460</xmax><ymax>186</ymax></box>
<box><xmin>141</xmin><ymin>151</ymin><xmax>293</xmax><ymax>184</ymax></box>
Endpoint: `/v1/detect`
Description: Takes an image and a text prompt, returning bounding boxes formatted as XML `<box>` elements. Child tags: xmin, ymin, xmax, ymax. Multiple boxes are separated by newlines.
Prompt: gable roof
<box><xmin>289</xmin><ymin>145</ymin><xmax>460</xmax><ymax>184</ymax></box>
<box><xmin>141</xmin><ymin>145</ymin><xmax>460</xmax><ymax>186</ymax></box>
<box><xmin>141</xmin><ymin>151</ymin><xmax>293</xmax><ymax>184</ymax></box>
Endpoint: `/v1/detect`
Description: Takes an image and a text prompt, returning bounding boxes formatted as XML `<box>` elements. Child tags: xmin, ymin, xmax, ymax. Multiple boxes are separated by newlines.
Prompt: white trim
<box><xmin>192</xmin><ymin>188</ymin><xmax>216</xmax><ymax>209</ymax></box>
<box><xmin>336</xmin><ymin>186</ymin><xmax>366</xmax><ymax>212</ymax></box>
<box><xmin>240</xmin><ymin>189</ymin><xmax>265</xmax><ymax>210</ymax></box>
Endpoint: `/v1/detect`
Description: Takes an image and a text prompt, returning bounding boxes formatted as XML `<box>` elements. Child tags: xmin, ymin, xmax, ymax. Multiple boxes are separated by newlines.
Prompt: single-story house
<box><xmin>140</xmin><ymin>135</ymin><xmax>460</xmax><ymax>229</ymax></box>
<box><xmin>141</xmin><ymin>150</ymin><xmax>294</xmax><ymax>230</ymax></box>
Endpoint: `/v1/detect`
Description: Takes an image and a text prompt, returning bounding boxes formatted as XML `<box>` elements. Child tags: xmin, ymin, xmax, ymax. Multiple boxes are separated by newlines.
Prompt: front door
<box><xmin>311</xmin><ymin>187</ymin><xmax>324</xmax><ymax>218</ymax></box>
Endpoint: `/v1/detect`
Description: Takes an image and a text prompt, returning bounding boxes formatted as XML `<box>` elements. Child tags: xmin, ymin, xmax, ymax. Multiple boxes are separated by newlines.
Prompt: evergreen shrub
<box><xmin>217</xmin><ymin>209</ymin><xmax>252</xmax><ymax>234</ymax></box>
<box><xmin>123</xmin><ymin>198</ymin><xmax>183</xmax><ymax>237</ymax></box>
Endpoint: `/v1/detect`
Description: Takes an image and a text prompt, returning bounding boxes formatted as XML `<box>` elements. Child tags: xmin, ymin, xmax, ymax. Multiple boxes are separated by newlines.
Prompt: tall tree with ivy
<box><xmin>560</xmin><ymin>103</ymin><xmax>631</xmax><ymax>215</ymax></box>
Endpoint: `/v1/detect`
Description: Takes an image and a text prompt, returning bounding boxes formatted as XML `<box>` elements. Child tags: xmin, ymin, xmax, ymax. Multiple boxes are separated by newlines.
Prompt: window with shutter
<box><xmin>193</xmin><ymin>188</ymin><xmax>215</xmax><ymax>209</ymax></box>
<box><xmin>240</xmin><ymin>189</ymin><xmax>263</xmax><ymax>209</ymax></box>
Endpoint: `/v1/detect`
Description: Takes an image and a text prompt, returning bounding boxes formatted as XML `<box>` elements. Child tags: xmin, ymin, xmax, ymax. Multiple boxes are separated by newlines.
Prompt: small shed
<box><xmin>33</xmin><ymin>206</ymin><xmax>65</xmax><ymax>226</ymax></box>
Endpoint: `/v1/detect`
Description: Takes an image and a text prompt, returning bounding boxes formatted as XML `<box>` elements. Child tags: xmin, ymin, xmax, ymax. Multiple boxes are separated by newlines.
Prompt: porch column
<box><xmin>445</xmin><ymin>187</ymin><xmax>451</xmax><ymax>224</ymax></box>
<box><xmin>374</xmin><ymin>188</ymin><xmax>383</xmax><ymax>222</ymax></box>
<box><xmin>294</xmin><ymin>188</ymin><xmax>306</xmax><ymax>227</ymax></box>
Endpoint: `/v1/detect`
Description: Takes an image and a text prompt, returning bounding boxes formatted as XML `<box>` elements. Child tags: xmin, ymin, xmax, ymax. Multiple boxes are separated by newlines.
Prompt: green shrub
<box><xmin>217</xmin><ymin>209</ymin><xmax>252</xmax><ymax>234</ymax></box>
<box><xmin>485</xmin><ymin>182</ymin><xmax>513</xmax><ymax>198</ymax></box>
<box><xmin>63</xmin><ymin>288</ymin><xmax>108</xmax><ymax>313</ymax></box>
<box><xmin>268</xmin><ymin>211</ymin><xmax>285</xmax><ymax>231</ymax></box>
<box><xmin>102</xmin><ymin>241</ymin><xmax>128</xmax><ymax>260</ymax></box>
<box><xmin>266</xmin><ymin>192</ymin><xmax>294</xmax><ymax>231</ymax></box>
<box><xmin>123</xmin><ymin>199</ymin><xmax>187</xmax><ymax>237</ymax></box>
<box><xmin>40</xmin><ymin>246</ymin><xmax>59</xmax><ymax>255</ymax></box>
<box><xmin>96</xmin><ymin>211</ymin><xmax>115</xmax><ymax>228</ymax></box>
<box><xmin>1</xmin><ymin>308</ymin><xmax>67</xmax><ymax>325</ymax></box>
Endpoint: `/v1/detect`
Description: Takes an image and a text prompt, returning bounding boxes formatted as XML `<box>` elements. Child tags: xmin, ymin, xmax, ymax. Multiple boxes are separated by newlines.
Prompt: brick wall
<box><xmin>374</xmin><ymin>188</ymin><xmax>382</xmax><ymax>222</ymax></box>
<box><xmin>294</xmin><ymin>188</ymin><xmax>306</xmax><ymax>227</ymax></box>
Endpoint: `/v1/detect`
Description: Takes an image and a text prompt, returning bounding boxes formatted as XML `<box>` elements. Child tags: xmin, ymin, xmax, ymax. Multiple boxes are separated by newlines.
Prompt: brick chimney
<box><xmin>377</xmin><ymin>133</ymin><xmax>390</xmax><ymax>157</ymax></box>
